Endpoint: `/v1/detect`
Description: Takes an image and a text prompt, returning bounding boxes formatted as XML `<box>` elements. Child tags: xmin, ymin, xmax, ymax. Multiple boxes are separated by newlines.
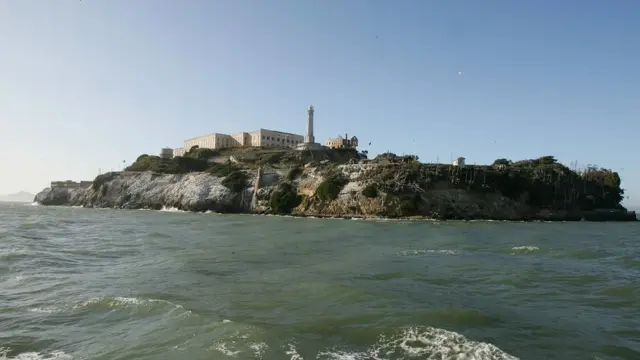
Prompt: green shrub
<box><xmin>398</xmin><ymin>193</ymin><xmax>422</xmax><ymax>215</ymax></box>
<box><xmin>92</xmin><ymin>172</ymin><xmax>119</xmax><ymax>191</ymax></box>
<box><xmin>362</xmin><ymin>183</ymin><xmax>378</xmax><ymax>198</ymax></box>
<box><xmin>173</xmin><ymin>156</ymin><xmax>209</xmax><ymax>172</ymax></box>
<box><xmin>270</xmin><ymin>183</ymin><xmax>302</xmax><ymax>214</ymax></box>
<box><xmin>126</xmin><ymin>155</ymin><xmax>164</xmax><ymax>172</ymax></box>
<box><xmin>136</xmin><ymin>154</ymin><xmax>149</xmax><ymax>162</ymax></box>
<box><xmin>209</xmin><ymin>162</ymin><xmax>241</xmax><ymax>177</ymax></box>
<box><xmin>286</xmin><ymin>166</ymin><xmax>303</xmax><ymax>181</ymax></box>
<box><xmin>185</xmin><ymin>148</ymin><xmax>220</xmax><ymax>160</ymax></box>
<box><xmin>126</xmin><ymin>154</ymin><xmax>209</xmax><ymax>174</ymax></box>
<box><xmin>316</xmin><ymin>172</ymin><xmax>348</xmax><ymax>201</ymax></box>
<box><xmin>221</xmin><ymin>171</ymin><xmax>249</xmax><ymax>192</ymax></box>
<box><xmin>258</xmin><ymin>152</ymin><xmax>285</xmax><ymax>165</ymax></box>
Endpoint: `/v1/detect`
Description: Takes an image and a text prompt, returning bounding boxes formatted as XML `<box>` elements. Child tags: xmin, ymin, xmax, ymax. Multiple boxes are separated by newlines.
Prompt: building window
<box><xmin>262</xmin><ymin>136</ymin><xmax>265</xmax><ymax>140</ymax></box>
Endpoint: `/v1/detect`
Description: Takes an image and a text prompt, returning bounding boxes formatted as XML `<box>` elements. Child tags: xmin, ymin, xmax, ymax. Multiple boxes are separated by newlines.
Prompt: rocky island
<box><xmin>35</xmin><ymin>147</ymin><xmax>636</xmax><ymax>221</ymax></box>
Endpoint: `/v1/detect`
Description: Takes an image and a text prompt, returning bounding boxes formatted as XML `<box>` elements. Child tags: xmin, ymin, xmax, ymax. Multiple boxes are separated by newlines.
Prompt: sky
<box><xmin>1</xmin><ymin>0</ymin><xmax>639</xmax><ymax>204</ymax></box>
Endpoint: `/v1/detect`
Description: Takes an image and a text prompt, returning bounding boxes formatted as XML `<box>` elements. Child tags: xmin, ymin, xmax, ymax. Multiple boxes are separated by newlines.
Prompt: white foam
<box><xmin>397</xmin><ymin>249</ymin><xmax>459</xmax><ymax>256</ymax></box>
<box><xmin>510</xmin><ymin>246</ymin><xmax>539</xmax><ymax>255</ymax></box>
<box><xmin>0</xmin><ymin>348</ymin><xmax>71</xmax><ymax>360</ymax></box>
<box><xmin>285</xmin><ymin>344</ymin><xmax>304</xmax><ymax>360</ymax></box>
<box><xmin>29</xmin><ymin>307</ymin><xmax>58</xmax><ymax>314</ymax></box>
<box><xmin>159</xmin><ymin>206</ymin><xmax>185</xmax><ymax>212</ymax></box>
<box><xmin>250</xmin><ymin>342</ymin><xmax>269</xmax><ymax>358</ymax></box>
<box><xmin>74</xmin><ymin>296</ymin><xmax>191</xmax><ymax>315</ymax></box>
<box><xmin>211</xmin><ymin>343</ymin><xmax>240</xmax><ymax>357</ymax></box>
<box><xmin>208</xmin><ymin>326</ymin><xmax>517</xmax><ymax>360</ymax></box>
<box><xmin>318</xmin><ymin>326</ymin><xmax>518</xmax><ymax>360</ymax></box>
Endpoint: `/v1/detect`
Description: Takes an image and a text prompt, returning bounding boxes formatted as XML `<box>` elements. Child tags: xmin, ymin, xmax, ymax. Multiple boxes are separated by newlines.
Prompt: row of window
<box><xmin>261</xmin><ymin>135</ymin><xmax>302</xmax><ymax>144</ymax></box>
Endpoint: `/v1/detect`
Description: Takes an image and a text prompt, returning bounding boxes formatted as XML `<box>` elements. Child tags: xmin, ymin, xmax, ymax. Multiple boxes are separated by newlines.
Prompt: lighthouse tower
<box><xmin>305</xmin><ymin>105</ymin><xmax>315</xmax><ymax>144</ymax></box>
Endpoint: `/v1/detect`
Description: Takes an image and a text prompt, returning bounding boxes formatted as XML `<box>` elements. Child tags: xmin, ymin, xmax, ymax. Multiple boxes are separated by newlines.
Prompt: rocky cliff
<box><xmin>34</xmin><ymin>161</ymin><xmax>637</xmax><ymax>221</ymax></box>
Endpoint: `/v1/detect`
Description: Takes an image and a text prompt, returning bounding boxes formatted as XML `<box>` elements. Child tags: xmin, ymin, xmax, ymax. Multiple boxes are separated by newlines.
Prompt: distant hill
<box><xmin>0</xmin><ymin>191</ymin><xmax>35</xmax><ymax>203</ymax></box>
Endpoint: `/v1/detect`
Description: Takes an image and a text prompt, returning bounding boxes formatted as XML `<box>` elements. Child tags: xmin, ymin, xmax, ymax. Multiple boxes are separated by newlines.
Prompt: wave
<box><xmin>318</xmin><ymin>327</ymin><xmax>518</xmax><ymax>359</ymax></box>
<box><xmin>209</xmin><ymin>325</ymin><xmax>517</xmax><ymax>360</ymax></box>
<box><xmin>396</xmin><ymin>249</ymin><xmax>459</xmax><ymax>256</ymax></box>
<box><xmin>0</xmin><ymin>348</ymin><xmax>71</xmax><ymax>360</ymax></box>
<box><xmin>74</xmin><ymin>296</ymin><xmax>190</xmax><ymax>314</ymax></box>
<box><xmin>159</xmin><ymin>206</ymin><xmax>186</xmax><ymax>212</ymax></box>
<box><xmin>510</xmin><ymin>246</ymin><xmax>539</xmax><ymax>255</ymax></box>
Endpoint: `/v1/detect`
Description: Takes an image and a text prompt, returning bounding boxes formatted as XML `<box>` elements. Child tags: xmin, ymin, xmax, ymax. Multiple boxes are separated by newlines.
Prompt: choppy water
<box><xmin>1</xmin><ymin>202</ymin><xmax>639</xmax><ymax>360</ymax></box>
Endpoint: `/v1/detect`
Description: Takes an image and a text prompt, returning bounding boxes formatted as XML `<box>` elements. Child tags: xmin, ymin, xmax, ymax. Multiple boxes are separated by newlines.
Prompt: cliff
<box><xmin>34</xmin><ymin>149</ymin><xmax>636</xmax><ymax>221</ymax></box>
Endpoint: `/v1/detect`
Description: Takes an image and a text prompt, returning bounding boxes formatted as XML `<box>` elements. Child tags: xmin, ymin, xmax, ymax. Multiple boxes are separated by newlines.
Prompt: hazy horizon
<box><xmin>0</xmin><ymin>191</ymin><xmax>35</xmax><ymax>203</ymax></box>
<box><xmin>1</xmin><ymin>1</ymin><xmax>638</xmax><ymax>206</ymax></box>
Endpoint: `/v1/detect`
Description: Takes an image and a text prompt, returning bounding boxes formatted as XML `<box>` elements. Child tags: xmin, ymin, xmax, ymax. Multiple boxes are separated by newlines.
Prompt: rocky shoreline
<box><xmin>34</xmin><ymin>166</ymin><xmax>637</xmax><ymax>222</ymax></box>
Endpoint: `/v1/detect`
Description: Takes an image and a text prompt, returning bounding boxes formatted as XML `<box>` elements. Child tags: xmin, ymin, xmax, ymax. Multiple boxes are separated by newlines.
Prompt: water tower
<box><xmin>160</xmin><ymin>147</ymin><xmax>174</xmax><ymax>159</ymax></box>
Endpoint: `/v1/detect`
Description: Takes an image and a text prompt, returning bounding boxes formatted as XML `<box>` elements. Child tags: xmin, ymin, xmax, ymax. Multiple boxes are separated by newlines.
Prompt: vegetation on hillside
<box><xmin>363</xmin><ymin>154</ymin><xmax>625</xmax><ymax>211</ymax></box>
<box><xmin>221</xmin><ymin>171</ymin><xmax>249</xmax><ymax>193</ymax></box>
<box><xmin>316</xmin><ymin>171</ymin><xmax>349</xmax><ymax>202</ymax></box>
<box><xmin>124</xmin><ymin>147</ymin><xmax>364</xmax><ymax>175</ymax></box>
<box><xmin>270</xmin><ymin>182</ymin><xmax>302</xmax><ymax>214</ymax></box>
<box><xmin>92</xmin><ymin>172</ymin><xmax>119</xmax><ymax>191</ymax></box>
<box><xmin>116</xmin><ymin>146</ymin><xmax>625</xmax><ymax>211</ymax></box>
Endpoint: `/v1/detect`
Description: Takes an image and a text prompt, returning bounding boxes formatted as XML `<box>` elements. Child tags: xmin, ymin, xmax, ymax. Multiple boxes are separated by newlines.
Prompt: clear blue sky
<box><xmin>1</xmin><ymin>0</ymin><xmax>638</xmax><ymax>205</ymax></box>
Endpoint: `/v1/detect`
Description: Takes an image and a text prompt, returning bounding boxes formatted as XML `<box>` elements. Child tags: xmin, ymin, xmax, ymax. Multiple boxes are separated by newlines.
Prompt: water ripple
<box><xmin>1</xmin><ymin>203</ymin><xmax>640</xmax><ymax>360</ymax></box>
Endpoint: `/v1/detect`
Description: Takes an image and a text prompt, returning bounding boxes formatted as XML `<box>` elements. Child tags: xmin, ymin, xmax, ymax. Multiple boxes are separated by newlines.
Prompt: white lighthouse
<box><xmin>296</xmin><ymin>104</ymin><xmax>324</xmax><ymax>151</ymax></box>
<box><xmin>305</xmin><ymin>105</ymin><xmax>315</xmax><ymax>144</ymax></box>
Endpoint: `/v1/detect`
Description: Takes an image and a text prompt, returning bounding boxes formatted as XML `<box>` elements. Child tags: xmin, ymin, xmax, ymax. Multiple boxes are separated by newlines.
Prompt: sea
<box><xmin>1</xmin><ymin>202</ymin><xmax>639</xmax><ymax>360</ymax></box>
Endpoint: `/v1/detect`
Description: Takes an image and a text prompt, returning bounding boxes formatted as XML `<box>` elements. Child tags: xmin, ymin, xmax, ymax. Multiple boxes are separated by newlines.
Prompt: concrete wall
<box><xmin>180</xmin><ymin>128</ymin><xmax>304</xmax><ymax>150</ymax></box>
<box><xmin>257</xmin><ymin>128</ymin><xmax>304</xmax><ymax>148</ymax></box>
<box><xmin>174</xmin><ymin>147</ymin><xmax>185</xmax><ymax>157</ymax></box>
<box><xmin>184</xmin><ymin>133</ymin><xmax>219</xmax><ymax>151</ymax></box>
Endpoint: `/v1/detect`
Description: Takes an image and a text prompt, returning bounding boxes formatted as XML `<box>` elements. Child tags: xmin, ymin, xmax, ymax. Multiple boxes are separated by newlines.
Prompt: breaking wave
<box><xmin>0</xmin><ymin>348</ymin><xmax>71</xmax><ymax>360</ymax></box>
<box><xmin>73</xmin><ymin>296</ymin><xmax>191</xmax><ymax>315</ymax></box>
<box><xmin>510</xmin><ymin>246</ymin><xmax>539</xmax><ymax>255</ymax></box>
<box><xmin>396</xmin><ymin>249</ymin><xmax>459</xmax><ymax>256</ymax></box>
<box><xmin>208</xmin><ymin>325</ymin><xmax>518</xmax><ymax>360</ymax></box>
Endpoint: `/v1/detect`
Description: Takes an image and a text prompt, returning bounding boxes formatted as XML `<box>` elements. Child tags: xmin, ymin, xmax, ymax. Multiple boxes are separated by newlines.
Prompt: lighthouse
<box><xmin>305</xmin><ymin>105</ymin><xmax>315</xmax><ymax>144</ymax></box>
<box><xmin>296</xmin><ymin>104</ymin><xmax>323</xmax><ymax>151</ymax></box>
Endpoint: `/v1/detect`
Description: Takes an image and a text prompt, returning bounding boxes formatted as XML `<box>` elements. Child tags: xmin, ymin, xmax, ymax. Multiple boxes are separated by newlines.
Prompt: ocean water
<box><xmin>1</xmin><ymin>203</ymin><xmax>639</xmax><ymax>360</ymax></box>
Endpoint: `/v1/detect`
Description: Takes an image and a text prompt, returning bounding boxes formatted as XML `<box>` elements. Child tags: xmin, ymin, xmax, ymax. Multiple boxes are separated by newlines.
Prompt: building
<box><xmin>179</xmin><ymin>129</ymin><xmax>304</xmax><ymax>153</ymax></box>
<box><xmin>51</xmin><ymin>180</ymin><xmax>93</xmax><ymax>189</ymax></box>
<box><xmin>172</xmin><ymin>105</ymin><xmax>321</xmax><ymax>155</ymax></box>
<box><xmin>173</xmin><ymin>147</ymin><xmax>185</xmax><ymax>157</ymax></box>
<box><xmin>453</xmin><ymin>157</ymin><xmax>466</xmax><ymax>167</ymax></box>
<box><xmin>305</xmin><ymin>105</ymin><xmax>315</xmax><ymax>144</ymax></box>
<box><xmin>326</xmin><ymin>133</ymin><xmax>359</xmax><ymax>149</ymax></box>
<box><xmin>296</xmin><ymin>105</ymin><xmax>324</xmax><ymax>150</ymax></box>
<box><xmin>159</xmin><ymin>148</ymin><xmax>173</xmax><ymax>159</ymax></box>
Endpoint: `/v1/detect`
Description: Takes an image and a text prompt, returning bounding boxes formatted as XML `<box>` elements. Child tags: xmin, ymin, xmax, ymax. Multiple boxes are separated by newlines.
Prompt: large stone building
<box><xmin>170</xmin><ymin>105</ymin><xmax>332</xmax><ymax>156</ymax></box>
<box><xmin>173</xmin><ymin>128</ymin><xmax>304</xmax><ymax>156</ymax></box>
<box><xmin>326</xmin><ymin>133</ymin><xmax>359</xmax><ymax>149</ymax></box>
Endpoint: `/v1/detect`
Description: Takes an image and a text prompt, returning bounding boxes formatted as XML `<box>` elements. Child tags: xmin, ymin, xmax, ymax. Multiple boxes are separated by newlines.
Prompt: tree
<box><xmin>492</xmin><ymin>158</ymin><xmax>511</xmax><ymax>166</ymax></box>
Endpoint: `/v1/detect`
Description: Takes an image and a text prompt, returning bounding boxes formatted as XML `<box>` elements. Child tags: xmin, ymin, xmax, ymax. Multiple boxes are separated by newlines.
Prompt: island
<box><xmin>0</xmin><ymin>191</ymin><xmax>35</xmax><ymax>203</ymax></box>
<box><xmin>34</xmin><ymin>147</ymin><xmax>636</xmax><ymax>221</ymax></box>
